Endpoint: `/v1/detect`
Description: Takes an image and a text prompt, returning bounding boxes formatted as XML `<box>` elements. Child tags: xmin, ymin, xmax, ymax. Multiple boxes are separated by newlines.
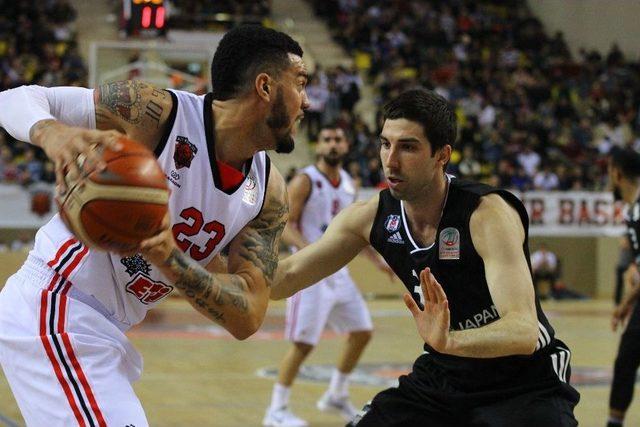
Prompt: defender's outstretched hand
<box><xmin>404</xmin><ymin>267</ymin><xmax>451</xmax><ymax>353</ymax></box>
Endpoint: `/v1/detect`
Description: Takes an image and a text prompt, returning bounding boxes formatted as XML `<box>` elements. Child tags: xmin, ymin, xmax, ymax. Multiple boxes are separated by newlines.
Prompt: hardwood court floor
<box><xmin>0</xmin><ymin>298</ymin><xmax>637</xmax><ymax>427</ymax></box>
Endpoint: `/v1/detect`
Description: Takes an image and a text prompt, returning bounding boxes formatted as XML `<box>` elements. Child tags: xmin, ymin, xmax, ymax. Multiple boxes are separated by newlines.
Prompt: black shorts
<box><xmin>350</xmin><ymin>383</ymin><xmax>578</xmax><ymax>427</ymax></box>
<box><xmin>349</xmin><ymin>348</ymin><xmax>580</xmax><ymax>427</ymax></box>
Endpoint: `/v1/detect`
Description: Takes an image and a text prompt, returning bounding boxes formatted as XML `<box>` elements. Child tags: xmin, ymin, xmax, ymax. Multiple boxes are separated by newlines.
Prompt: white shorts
<box><xmin>284</xmin><ymin>273</ymin><xmax>372</xmax><ymax>346</ymax></box>
<box><xmin>0</xmin><ymin>261</ymin><xmax>148</xmax><ymax>427</ymax></box>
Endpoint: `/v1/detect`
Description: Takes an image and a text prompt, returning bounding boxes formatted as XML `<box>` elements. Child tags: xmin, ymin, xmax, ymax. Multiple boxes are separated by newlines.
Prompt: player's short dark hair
<box><xmin>610</xmin><ymin>146</ymin><xmax>640</xmax><ymax>179</ymax></box>
<box><xmin>210</xmin><ymin>25</ymin><xmax>303</xmax><ymax>100</ymax></box>
<box><xmin>382</xmin><ymin>89</ymin><xmax>457</xmax><ymax>153</ymax></box>
<box><xmin>319</xmin><ymin>122</ymin><xmax>344</xmax><ymax>134</ymax></box>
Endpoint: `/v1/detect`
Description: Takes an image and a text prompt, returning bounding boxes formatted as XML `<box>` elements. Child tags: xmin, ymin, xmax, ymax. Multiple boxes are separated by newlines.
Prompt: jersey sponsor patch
<box><xmin>387</xmin><ymin>232</ymin><xmax>404</xmax><ymax>244</ymax></box>
<box><xmin>120</xmin><ymin>254</ymin><xmax>152</xmax><ymax>276</ymax></box>
<box><xmin>173</xmin><ymin>136</ymin><xmax>197</xmax><ymax>169</ymax></box>
<box><xmin>243</xmin><ymin>173</ymin><xmax>258</xmax><ymax>205</ymax></box>
<box><xmin>439</xmin><ymin>227</ymin><xmax>460</xmax><ymax>260</ymax></box>
<box><xmin>384</xmin><ymin>214</ymin><xmax>401</xmax><ymax>232</ymax></box>
<box><xmin>125</xmin><ymin>272</ymin><xmax>173</xmax><ymax>304</ymax></box>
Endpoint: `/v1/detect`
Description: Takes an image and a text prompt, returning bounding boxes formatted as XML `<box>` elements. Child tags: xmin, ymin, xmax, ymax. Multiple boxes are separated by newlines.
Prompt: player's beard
<box><xmin>267</xmin><ymin>91</ymin><xmax>295</xmax><ymax>154</ymax></box>
<box><xmin>321</xmin><ymin>151</ymin><xmax>344</xmax><ymax>167</ymax></box>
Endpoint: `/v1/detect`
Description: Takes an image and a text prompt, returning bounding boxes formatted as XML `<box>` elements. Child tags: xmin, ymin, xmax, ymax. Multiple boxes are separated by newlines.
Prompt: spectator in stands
<box><xmin>307</xmin><ymin>0</ymin><xmax>640</xmax><ymax>189</ymax></box>
<box><xmin>0</xmin><ymin>0</ymin><xmax>85</xmax><ymax>186</ymax></box>
<box><xmin>534</xmin><ymin>164</ymin><xmax>560</xmax><ymax>191</ymax></box>
<box><xmin>304</xmin><ymin>75</ymin><xmax>329</xmax><ymax>141</ymax></box>
<box><xmin>531</xmin><ymin>243</ymin><xmax>560</xmax><ymax>299</ymax></box>
<box><xmin>457</xmin><ymin>145</ymin><xmax>481</xmax><ymax>180</ymax></box>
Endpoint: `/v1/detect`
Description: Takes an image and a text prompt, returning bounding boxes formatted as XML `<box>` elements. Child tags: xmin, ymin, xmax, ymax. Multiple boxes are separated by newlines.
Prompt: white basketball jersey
<box><xmin>298</xmin><ymin>165</ymin><xmax>356</xmax><ymax>284</ymax></box>
<box><xmin>27</xmin><ymin>89</ymin><xmax>270</xmax><ymax>328</ymax></box>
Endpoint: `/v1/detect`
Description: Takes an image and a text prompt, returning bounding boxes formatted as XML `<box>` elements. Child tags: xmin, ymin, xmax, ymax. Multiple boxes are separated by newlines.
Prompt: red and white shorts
<box><xmin>285</xmin><ymin>274</ymin><xmax>373</xmax><ymax>346</ymax></box>
<box><xmin>0</xmin><ymin>243</ymin><xmax>148</xmax><ymax>427</ymax></box>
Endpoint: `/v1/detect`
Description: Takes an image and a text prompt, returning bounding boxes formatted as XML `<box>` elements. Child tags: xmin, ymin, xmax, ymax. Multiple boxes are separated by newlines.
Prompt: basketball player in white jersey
<box><xmin>264</xmin><ymin>125</ymin><xmax>392</xmax><ymax>427</ymax></box>
<box><xmin>0</xmin><ymin>25</ymin><xmax>309</xmax><ymax>426</ymax></box>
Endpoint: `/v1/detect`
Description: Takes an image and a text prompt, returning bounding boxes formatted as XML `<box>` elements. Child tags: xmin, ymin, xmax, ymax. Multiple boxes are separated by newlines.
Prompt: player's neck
<box><xmin>403</xmin><ymin>174</ymin><xmax>449</xmax><ymax>230</ymax></box>
<box><xmin>315</xmin><ymin>160</ymin><xmax>341</xmax><ymax>182</ymax></box>
<box><xmin>212</xmin><ymin>100</ymin><xmax>262</xmax><ymax>169</ymax></box>
<box><xmin>622</xmin><ymin>181</ymin><xmax>640</xmax><ymax>204</ymax></box>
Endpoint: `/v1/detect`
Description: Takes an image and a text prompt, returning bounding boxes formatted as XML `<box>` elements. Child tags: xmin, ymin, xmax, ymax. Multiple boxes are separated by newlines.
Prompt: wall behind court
<box><xmin>529</xmin><ymin>0</ymin><xmax>640</xmax><ymax>59</ymax></box>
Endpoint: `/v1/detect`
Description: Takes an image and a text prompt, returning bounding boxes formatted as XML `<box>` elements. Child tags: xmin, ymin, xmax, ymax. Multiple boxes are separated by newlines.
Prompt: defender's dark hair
<box><xmin>210</xmin><ymin>25</ymin><xmax>303</xmax><ymax>100</ymax></box>
<box><xmin>610</xmin><ymin>146</ymin><xmax>640</xmax><ymax>179</ymax></box>
<box><xmin>382</xmin><ymin>89</ymin><xmax>457</xmax><ymax>153</ymax></box>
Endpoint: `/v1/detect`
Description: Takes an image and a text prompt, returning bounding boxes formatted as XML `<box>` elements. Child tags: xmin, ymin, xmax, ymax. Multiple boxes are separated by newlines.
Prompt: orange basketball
<box><xmin>58</xmin><ymin>137</ymin><xmax>169</xmax><ymax>252</ymax></box>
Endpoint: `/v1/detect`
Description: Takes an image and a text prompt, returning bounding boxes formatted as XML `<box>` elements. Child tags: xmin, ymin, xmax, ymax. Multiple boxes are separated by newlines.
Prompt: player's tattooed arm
<box><xmin>93</xmin><ymin>80</ymin><xmax>173</xmax><ymax>152</ymax></box>
<box><xmin>233</xmin><ymin>182</ymin><xmax>289</xmax><ymax>287</ymax></box>
<box><xmin>155</xmin><ymin>167</ymin><xmax>288</xmax><ymax>339</ymax></box>
<box><xmin>163</xmin><ymin>249</ymin><xmax>250</xmax><ymax>326</ymax></box>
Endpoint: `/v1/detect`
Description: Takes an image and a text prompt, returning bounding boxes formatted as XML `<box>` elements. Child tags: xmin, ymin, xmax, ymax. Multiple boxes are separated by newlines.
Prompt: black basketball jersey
<box><xmin>370</xmin><ymin>176</ymin><xmax>560</xmax><ymax>389</ymax></box>
<box><xmin>625</xmin><ymin>197</ymin><xmax>640</xmax><ymax>264</ymax></box>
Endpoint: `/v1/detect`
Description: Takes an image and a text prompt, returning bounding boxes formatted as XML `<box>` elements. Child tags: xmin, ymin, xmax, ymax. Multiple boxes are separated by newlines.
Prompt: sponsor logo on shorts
<box><xmin>125</xmin><ymin>272</ymin><xmax>173</xmax><ymax>304</ymax></box>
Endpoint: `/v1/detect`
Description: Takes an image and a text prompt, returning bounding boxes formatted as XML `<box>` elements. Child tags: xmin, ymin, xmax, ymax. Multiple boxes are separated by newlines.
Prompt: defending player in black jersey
<box><xmin>607</xmin><ymin>147</ymin><xmax>640</xmax><ymax>427</ymax></box>
<box><xmin>271</xmin><ymin>89</ymin><xmax>579</xmax><ymax>426</ymax></box>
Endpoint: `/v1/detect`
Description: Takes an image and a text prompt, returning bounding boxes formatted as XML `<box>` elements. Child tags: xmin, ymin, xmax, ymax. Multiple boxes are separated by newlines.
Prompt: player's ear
<box><xmin>255</xmin><ymin>73</ymin><xmax>271</xmax><ymax>101</ymax></box>
<box><xmin>438</xmin><ymin>145</ymin><xmax>452</xmax><ymax>166</ymax></box>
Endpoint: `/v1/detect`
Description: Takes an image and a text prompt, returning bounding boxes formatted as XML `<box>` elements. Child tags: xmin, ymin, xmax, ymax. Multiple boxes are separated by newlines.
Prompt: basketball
<box><xmin>58</xmin><ymin>137</ymin><xmax>169</xmax><ymax>252</ymax></box>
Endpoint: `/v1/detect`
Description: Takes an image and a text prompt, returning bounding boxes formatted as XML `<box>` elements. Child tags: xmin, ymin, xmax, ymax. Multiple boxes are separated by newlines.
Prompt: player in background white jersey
<box><xmin>264</xmin><ymin>126</ymin><xmax>394</xmax><ymax>427</ymax></box>
<box><xmin>0</xmin><ymin>25</ymin><xmax>309</xmax><ymax>426</ymax></box>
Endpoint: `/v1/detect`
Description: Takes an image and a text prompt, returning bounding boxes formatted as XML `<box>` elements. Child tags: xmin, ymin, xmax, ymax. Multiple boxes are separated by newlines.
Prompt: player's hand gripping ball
<box><xmin>58</xmin><ymin>137</ymin><xmax>169</xmax><ymax>252</ymax></box>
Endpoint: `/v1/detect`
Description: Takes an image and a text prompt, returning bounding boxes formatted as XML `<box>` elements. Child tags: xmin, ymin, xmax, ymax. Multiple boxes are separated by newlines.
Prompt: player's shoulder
<box><xmin>339</xmin><ymin>192</ymin><xmax>379</xmax><ymax>228</ymax></box>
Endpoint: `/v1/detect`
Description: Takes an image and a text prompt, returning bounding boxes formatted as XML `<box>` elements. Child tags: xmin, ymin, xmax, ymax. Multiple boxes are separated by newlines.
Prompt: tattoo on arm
<box><xmin>29</xmin><ymin>119</ymin><xmax>56</xmax><ymax>144</ymax></box>
<box><xmin>164</xmin><ymin>248</ymin><xmax>250</xmax><ymax>324</ymax></box>
<box><xmin>95</xmin><ymin>81</ymin><xmax>167</xmax><ymax>129</ymax></box>
<box><xmin>237</xmin><ymin>193</ymin><xmax>288</xmax><ymax>286</ymax></box>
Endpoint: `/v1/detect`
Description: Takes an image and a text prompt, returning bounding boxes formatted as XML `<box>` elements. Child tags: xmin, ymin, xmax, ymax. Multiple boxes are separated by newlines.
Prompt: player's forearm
<box><xmin>270</xmin><ymin>256</ymin><xmax>311</xmax><ymax>299</ymax></box>
<box><xmin>163</xmin><ymin>248</ymin><xmax>266</xmax><ymax>339</ymax></box>
<box><xmin>445</xmin><ymin>313</ymin><xmax>538</xmax><ymax>358</ymax></box>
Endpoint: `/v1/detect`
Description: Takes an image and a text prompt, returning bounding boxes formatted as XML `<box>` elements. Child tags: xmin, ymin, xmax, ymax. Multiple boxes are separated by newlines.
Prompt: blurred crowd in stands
<box><xmin>169</xmin><ymin>0</ymin><xmax>272</xmax><ymax>29</ymax></box>
<box><xmin>0</xmin><ymin>0</ymin><xmax>83</xmax><ymax>185</ymax></box>
<box><xmin>304</xmin><ymin>0</ymin><xmax>640</xmax><ymax>191</ymax></box>
<box><xmin>3</xmin><ymin>0</ymin><xmax>640</xmax><ymax>193</ymax></box>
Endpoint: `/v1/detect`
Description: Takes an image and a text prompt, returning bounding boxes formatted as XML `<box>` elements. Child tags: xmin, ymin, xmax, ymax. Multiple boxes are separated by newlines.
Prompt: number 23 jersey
<box><xmin>29</xmin><ymin>89</ymin><xmax>270</xmax><ymax>328</ymax></box>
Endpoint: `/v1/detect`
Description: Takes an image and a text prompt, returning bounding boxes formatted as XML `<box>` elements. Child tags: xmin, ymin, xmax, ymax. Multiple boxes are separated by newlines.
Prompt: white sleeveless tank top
<box><xmin>297</xmin><ymin>164</ymin><xmax>355</xmax><ymax>284</ymax></box>
<box><xmin>26</xmin><ymin>89</ymin><xmax>270</xmax><ymax>328</ymax></box>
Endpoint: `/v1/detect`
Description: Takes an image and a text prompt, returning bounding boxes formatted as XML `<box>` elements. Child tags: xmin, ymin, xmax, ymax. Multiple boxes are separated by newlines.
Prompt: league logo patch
<box><xmin>242</xmin><ymin>173</ymin><xmax>258</xmax><ymax>205</ymax></box>
<box><xmin>439</xmin><ymin>227</ymin><xmax>460</xmax><ymax>260</ymax></box>
<box><xmin>125</xmin><ymin>272</ymin><xmax>173</xmax><ymax>304</ymax></box>
<box><xmin>384</xmin><ymin>215</ymin><xmax>401</xmax><ymax>232</ymax></box>
<box><xmin>173</xmin><ymin>136</ymin><xmax>198</xmax><ymax>169</ymax></box>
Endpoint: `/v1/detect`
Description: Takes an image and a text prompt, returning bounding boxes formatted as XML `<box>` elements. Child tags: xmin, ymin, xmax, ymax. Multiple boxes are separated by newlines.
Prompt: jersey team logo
<box><xmin>121</xmin><ymin>254</ymin><xmax>173</xmax><ymax>304</ymax></box>
<box><xmin>439</xmin><ymin>227</ymin><xmax>460</xmax><ymax>260</ymax></box>
<box><xmin>384</xmin><ymin>215</ymin><xmax>401</xmax><ymax>232</ymax></box>
<box><xmin>173</xmin><ymin>135</ymin><xmax>198</xmax><ymax>169</ymax></box>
